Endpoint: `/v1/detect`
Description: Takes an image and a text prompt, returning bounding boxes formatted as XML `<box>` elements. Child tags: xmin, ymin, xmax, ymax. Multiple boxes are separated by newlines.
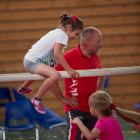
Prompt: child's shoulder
<box><xmin>43</xmin><ymin>29</ymin><xmax>68</xmax><ymax>40</ymax></box>
<box><xmin>51</xmin><ymin>29</ymin><xmax>66</xmax><ymax>34</ymax></box>
<box><xmin>99</xmin><ymin>116</ymin><xmax>118</xmax><ymax>123</ymax></box>
<box><xmin>96</xmin><ymin>117</ymin><xmax>119</xmax><ymax>129</ymax></box>
<box><xmin>48</xmin><ymin>28</ymin><xmax>62</xmax><ymax>34</ymax></box>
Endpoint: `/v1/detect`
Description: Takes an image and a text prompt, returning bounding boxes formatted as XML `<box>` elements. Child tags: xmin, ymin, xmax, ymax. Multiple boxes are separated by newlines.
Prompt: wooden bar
<box><xmin>1</xmin><ymin>35</ymin><xmax>140</xmax><ymax>52</ymax></box>
<box><xmin>0</xmin><ymin>0</ymin><xmax>139</xmax><ymax>11</ymax></box>
<box><xmin>0</xmin><ymin>25</ymin><xmax>140</xmax><ymax>41</ymax></box>
<box><xmin>1</xmin><ymin>45</ymin><xmax>140</xmax><ymax>63</ymax></box>
<box><xmin>0</xmin><ymin>15</ymin><xmax>140</xmax><ymax>31</ymax></box>
<box><xmin>113</xmin><ymin>96</ymin><xmax>140</xmax><ymax>110</ymax></box>
<box><xmin>108</xmin><ymin>84</ymin><xmax>140</xmax><ymax>95</ymax></box>
<box><xmin>100</xmin><ymin>55</ymin><xmax>140</xmax><ymax>66</ymax></box>
<box><xmin>109</xmin><ymin>74</ymin><xmax>140</xmax><ymax>85</ymax></box>
<box><xmin>1</xmin><ymin>74</ymin><xmax>140</xmax><ymax>89</ymax></box>
<box><xmin>0</xmin><ymin>5</ymin><xmax>139</xmax><ymax>21</ymax></box>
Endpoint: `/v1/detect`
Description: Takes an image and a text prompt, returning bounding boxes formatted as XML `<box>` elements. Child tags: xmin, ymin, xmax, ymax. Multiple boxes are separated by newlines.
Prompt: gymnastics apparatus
<box><xmin>0</xmin><ymin>66</ymin><xmax>140</xmax><ymax>82</ymax></box>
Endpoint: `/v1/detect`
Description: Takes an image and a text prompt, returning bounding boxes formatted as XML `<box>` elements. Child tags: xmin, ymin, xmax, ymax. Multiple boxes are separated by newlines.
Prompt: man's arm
<box><xmin>97</xmin><ymin>76</ymin><xmax>106</xmax><ymax>90</ymax></box>
<box><xmin>50</xmin><ymin>82</ymin><xmax>79</xmax><ymax>108</ymax></box>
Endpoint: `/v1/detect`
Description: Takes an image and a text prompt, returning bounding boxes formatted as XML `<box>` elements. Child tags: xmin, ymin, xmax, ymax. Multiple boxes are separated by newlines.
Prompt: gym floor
<box><xmin>0</xmin><ymin>114</ymin><xmax>140</xmax><ymax>140</ymax></box>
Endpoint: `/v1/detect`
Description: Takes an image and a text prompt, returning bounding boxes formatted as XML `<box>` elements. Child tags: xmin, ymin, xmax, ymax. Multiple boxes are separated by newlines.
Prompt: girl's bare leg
<box><xmin>22</xmin><ymin>80</ymin><xmax>35</xmax><ymax>89</ymax></box>
<box><xmin>34</xmin><ymin>64</ymin><xmax>61</xmax><ymax>99</ymax></box>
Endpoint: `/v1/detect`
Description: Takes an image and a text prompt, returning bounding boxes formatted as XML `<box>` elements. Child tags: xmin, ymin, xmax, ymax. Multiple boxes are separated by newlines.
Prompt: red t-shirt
<box><xmin>55</xmin><ymin>45</ymin><xmax>103</xmax><ymax>113</ymax></box>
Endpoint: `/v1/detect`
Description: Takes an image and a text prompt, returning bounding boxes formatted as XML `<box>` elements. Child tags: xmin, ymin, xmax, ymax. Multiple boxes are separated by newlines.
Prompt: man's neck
<box><xmin>80</xmin><ymin>45</ymin><xmax>93</xmax><ymax>59</ymax></box>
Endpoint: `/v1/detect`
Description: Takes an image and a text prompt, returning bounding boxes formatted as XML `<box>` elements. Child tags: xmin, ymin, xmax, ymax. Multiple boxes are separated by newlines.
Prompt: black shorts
<box><xmin>65</xmin><ymin>110</ymin><xmax>97</xmax><ymax>140</ymax></box>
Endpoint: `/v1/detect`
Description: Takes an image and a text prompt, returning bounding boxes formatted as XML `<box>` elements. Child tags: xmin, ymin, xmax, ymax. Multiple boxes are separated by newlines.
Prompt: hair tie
<box><xmin>110</xmin><ymin>103</ymin><xmax>116</xmax><ymax>109</ymax></box>
<box><xmin>72</xmin><ymin>16</ymin><xmax>77</xmax><ymax>22</ymax></box>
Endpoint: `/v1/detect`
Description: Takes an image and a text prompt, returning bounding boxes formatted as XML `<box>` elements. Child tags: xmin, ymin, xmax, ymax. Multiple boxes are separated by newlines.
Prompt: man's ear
<box><xmin>66</xmin><ymin>24</ymin><xmax>72</xmax><ymax>32</ymax></box>
<box><xmin>85</xmin><ymin>38</ymin><xmax>90</xmax><ymax>45</ymax></box>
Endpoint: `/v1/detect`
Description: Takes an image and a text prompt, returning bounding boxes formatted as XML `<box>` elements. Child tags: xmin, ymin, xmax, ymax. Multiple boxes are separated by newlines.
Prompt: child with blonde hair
<box><xmin>17</xmin><ymin>13</ymin><xmax>83</xmax><ymax>114</ymax></box>
<box><xmin>72</xmin><ymin>91</ymin><xmax>140</xmax><ymax>140</ymax></box>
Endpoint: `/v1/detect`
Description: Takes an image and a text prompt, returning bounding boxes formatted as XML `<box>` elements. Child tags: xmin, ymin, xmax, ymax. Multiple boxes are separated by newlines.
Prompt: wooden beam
<box><xmin>0</xmin><ymin>66</ymin><xmax>140</xmax><ymax>82</ymax></box>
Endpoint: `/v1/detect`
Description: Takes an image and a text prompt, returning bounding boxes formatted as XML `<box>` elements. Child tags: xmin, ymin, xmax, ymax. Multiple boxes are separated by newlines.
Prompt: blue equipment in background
<box><xmin>2</xmin><ymin>100</ymin><xmax>39</xmax><ymax>140</ymax></box>
<box><xmin>1</xmin><ymin>87</ymin><xmax>66</xmax><ymax>129</ymax></box>
<box><xmin>104</xmin><ymin>77</ymin><xmax>110</xmax><ymax>91</ymax></box>
<box><xmin>0</xmin><ymin>87</ymin><xmax>12</xmax><ymax>106</ymax></box>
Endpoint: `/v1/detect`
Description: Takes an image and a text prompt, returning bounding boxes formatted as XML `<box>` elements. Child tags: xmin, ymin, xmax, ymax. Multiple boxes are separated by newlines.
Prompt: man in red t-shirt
<box><xmin>51</xmin><ymin>27</ymin><xmax>105</xmax><ymax>140</ymax></box>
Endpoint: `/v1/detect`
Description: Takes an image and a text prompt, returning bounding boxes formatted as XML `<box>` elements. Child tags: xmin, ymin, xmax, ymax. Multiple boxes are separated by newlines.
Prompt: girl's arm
<box><xmin>72</xmin><ymin>117</ymin><xmax>101</xmax><ymax>140</ymax></box>
<box><xmin>54</xmin><ymin>43</ymin><xmax>79</xmax><ymax>78</ymax></box>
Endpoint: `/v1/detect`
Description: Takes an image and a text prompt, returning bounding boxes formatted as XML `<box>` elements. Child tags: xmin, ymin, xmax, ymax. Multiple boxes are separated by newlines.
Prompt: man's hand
<box><xmin>61</xmin><ymin>97</ymin><xmax>79</xmax><ymax>108</ymax></box>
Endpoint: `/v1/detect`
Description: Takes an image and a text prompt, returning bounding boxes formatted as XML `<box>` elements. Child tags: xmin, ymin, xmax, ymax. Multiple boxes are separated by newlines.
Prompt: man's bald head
<box><xmin>80</xmin><ymin>27</ymin><xmax>101</xmax><ymax>43</ymax></box>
